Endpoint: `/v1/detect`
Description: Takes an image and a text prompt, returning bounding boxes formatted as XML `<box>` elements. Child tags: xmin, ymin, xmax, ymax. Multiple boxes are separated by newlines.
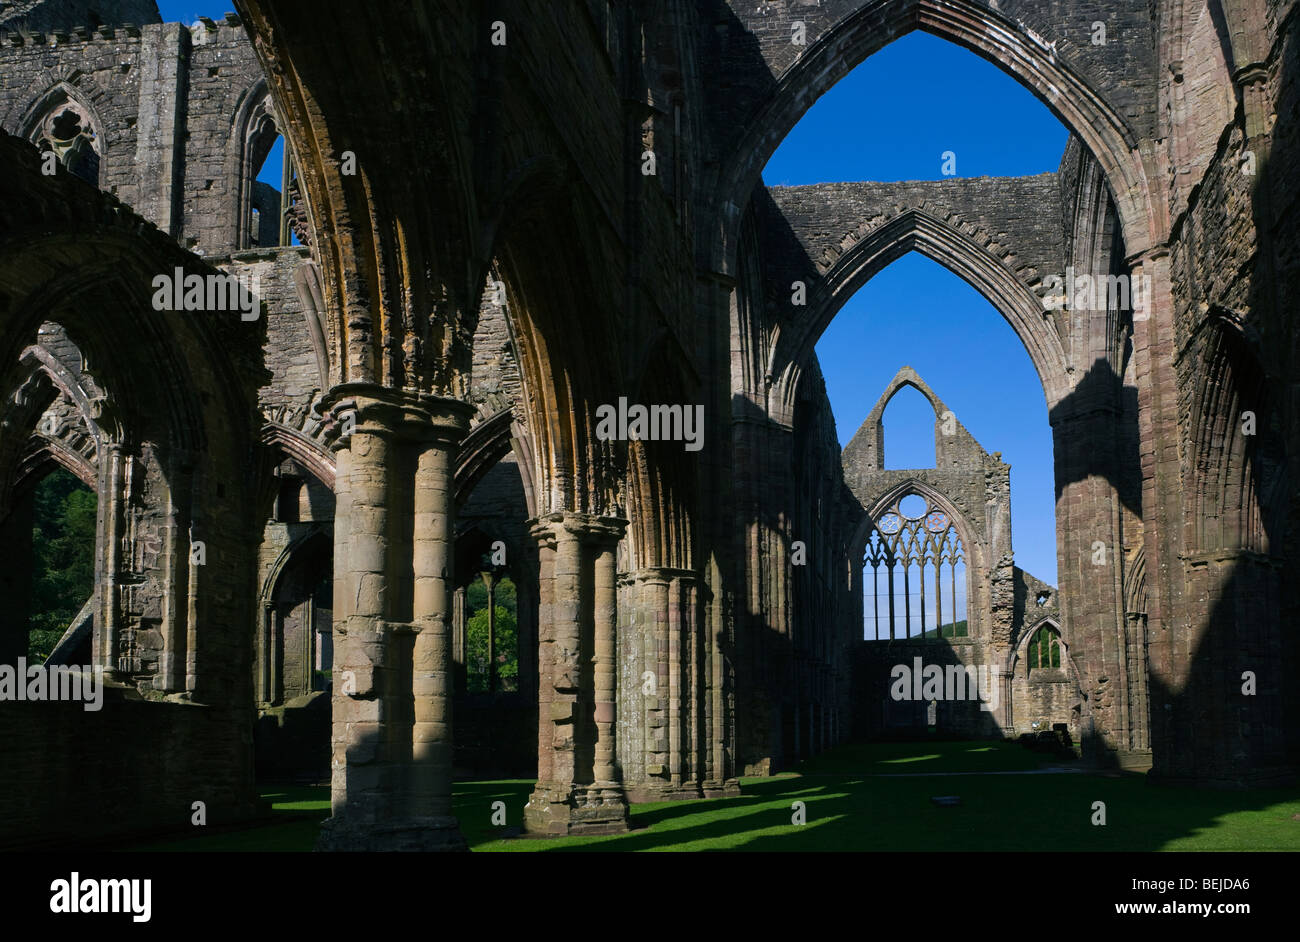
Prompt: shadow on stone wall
<box><xmin>852</xmin><ymin>639</ymin><xmax>1006</xmax><ymax>740</ymax></box>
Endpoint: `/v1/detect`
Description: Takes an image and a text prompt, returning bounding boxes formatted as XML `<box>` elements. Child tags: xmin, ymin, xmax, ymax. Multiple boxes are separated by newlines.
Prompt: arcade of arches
<box><xmin>0</xmin><ymin>0</ymin><xmax>1296</xmax><ymax>850</ymax></box>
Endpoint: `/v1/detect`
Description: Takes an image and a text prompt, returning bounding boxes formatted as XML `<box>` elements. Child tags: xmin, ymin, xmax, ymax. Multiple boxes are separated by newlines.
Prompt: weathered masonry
<box><xmin>0</xmin><ymin>0</ymin><xmax>1296</xmax><ymax>849</ymax></box>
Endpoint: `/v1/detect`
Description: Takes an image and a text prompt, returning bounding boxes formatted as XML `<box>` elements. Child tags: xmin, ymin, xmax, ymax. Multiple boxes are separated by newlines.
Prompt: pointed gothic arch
<box><xmin>772</xmin><ymin>210</ymin><xmax>1072</xmax><ymax>415</ymax></box>
<box><xmin>712</xmin><ymin>0</ymin><xmax>1160</xmax><ymax>275</ymax></box>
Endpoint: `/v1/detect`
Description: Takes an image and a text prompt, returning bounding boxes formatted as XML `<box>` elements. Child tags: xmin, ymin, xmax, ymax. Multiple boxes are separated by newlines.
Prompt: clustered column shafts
<box><xmin>315</xmin><ymin>386</ymin><xmax>472</xmax><ymax>852</ymax></box>
<box><xmin>619</xmin><ymin>566</ymin><xmax>737</xmax><ymax>802</ymax></box>
<box><xmin>524</xmin><ymin>512</ymin><xmax>630</xmax><ymax>835</ymax></box>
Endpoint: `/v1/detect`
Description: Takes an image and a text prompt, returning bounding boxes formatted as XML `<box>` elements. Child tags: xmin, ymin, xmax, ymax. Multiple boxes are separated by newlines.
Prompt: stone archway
<box><xmin>709</xmin><ymin>0</ymin><xmax>1162</xmax><ymax>275</ymax></box>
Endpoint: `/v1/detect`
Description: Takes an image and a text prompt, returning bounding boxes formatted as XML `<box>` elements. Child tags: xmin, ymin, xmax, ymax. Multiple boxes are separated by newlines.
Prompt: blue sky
<box><xmin>156</xmin><ymin>1</ymin><xmax>225</xmax><ymax>26</ymax></box>
<box><xmin>765</xmin><ymin>32</ymin><xmax>1069</xmax><ymax>585</ymax></box>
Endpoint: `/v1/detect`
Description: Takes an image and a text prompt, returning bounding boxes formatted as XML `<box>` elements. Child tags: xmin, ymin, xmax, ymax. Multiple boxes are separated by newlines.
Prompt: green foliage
<box><xmin>939</xmin><ymin>619</ymin><xmax>967</xmax><ymax>638</ymax></box>
<box><xmin>466</xmin><ymin>576</ymin><xmax>518</xmax><ymax>693</ymax></box>
<box><xmin>920</xmin><ymin>619</ymin><xmax>968</xmax><ymax>639</ymax></box>
<box><xmin>1028</xmin><ymin>625</ymin><xmax>1061</xmax><ymax>669</ymax></box>
<box><xmin>29</xmin><ymin>469</ymin><xmax>97</xmax><ymax>662</ymax></box>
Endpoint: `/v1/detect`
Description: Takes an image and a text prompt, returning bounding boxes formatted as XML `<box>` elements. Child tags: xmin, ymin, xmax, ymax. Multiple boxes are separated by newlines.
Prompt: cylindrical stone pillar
<box><xmin>525</xmin><ymin>513</ymin><xmax>629</xmax><ymax>834</ymax></box>
<box><xmin>410</xmin><ymin>431</ymin><xmax>456</xmax><ymax>824</ymax></box>
<box><xmin>532</xmin><ymin>523</ymin><xmax>557</xmax><ymax>787</ymax></box>
<box><xmin>591</xmin><ymin>538</ymin><xmax>619</xmax><ymax>792</ymax></box>
<box><xmin>550</xmin><ymin>523</ymin><xmax>581</xmax><ymax>787</ymax></box>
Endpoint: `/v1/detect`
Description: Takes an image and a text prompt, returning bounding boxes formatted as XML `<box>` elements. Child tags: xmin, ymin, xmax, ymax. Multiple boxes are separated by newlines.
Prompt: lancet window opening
<box><xmin>1026</xmin><ymin>624</ymin><xmax>1062</xmax><ymax>671</ymax></box>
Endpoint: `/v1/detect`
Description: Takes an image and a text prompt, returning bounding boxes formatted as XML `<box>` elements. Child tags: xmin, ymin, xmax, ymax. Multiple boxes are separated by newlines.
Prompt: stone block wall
<box><xmin>0</xmin><ymin>694</ymin><xmax>258</xmax><ymax>848</ymax></box>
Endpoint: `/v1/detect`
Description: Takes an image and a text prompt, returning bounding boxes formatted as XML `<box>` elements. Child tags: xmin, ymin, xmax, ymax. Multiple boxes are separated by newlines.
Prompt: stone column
<box><xmin>524</xmin><ymin>512</ymin><xmax>629</xmax><ymax>835</ymax></box>
<box><xmin>315</xmin><ymin>385</ymin><xmax>472</xmax><ymax>852</ymax></box>
<box><xmin>270</xmin><ymin>606</ymin><xmax>283</xmax><ymax>705</ymax></box>
<box><xmin>1125</xmin><ymin>248</ymin><xmax>1186</xmax><ymax>779</ymax></box>
<box><xmin>1124</xmin><ymin>613</ymin><xmax>1150</xmax><ymax>752</ymax></box>
<box><xmin>452</xmin><ymin>585</ymin><xmax>467</xmax><ymax>696</ymax></box>
<box><xmin>702</xmin><ymin>558</ymin><xmax>737</xmax><ymax>796</ymax></box>
<box><xmin>550</xmin><ymin>521</ymin><xmax>582</xmax><ymax>789</ymax></box>
<box><xmin>1000</xmin><ymin>663</ymin><xmax>1015</xmax><ymax>733</ymax></box>
<box><xmin>667</xmin><ymin>571</ymin><xmax>684</xmax><ymax>785</ymax></box>
<box><xmin>320</xmin><ymin>405</ymin><xmax>390</xmax><ymax>846</ymax></box>
<box><xmin>258</xmin><ymin>602</ymin><xmax>273</xmax><ymax>703</ymax></box>
<box><xmin>589</xmin><ymin>530</ymin><xmax>621</xmax><ymax>804</ymax></box>
<box><xmin>532</xmin><ymin>523</ymin><xmax>557</xmax><ymax>791</ymax></box>
<box><xmin>408</xmin><ymin>421</ymin><xmax>461</xmax><ymax>840</ymax></box>
<box><xmin>621</xmin><ymin>566</ymin><xmax>733</xmax><ymax>802</ymax></box>
<box><xmin>1050</xmin><ymin>403</ymin><xmax>1129</xmax><ymax>764</ymax></box>
<box><xmin>644</xmin><ymin>569</ymin><xmax>671</xmax><ymax>790</ymax></box>
<box><xmin>99</xmin><ymin>444</ymin><xmax>125</xmax><ymax>674</ymax></box>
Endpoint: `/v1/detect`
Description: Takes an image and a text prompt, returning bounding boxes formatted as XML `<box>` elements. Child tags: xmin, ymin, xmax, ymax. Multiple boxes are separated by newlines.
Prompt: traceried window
<box><xmin>29</xmin><ymin>96</ymin><xmax>101</xmax><ymax>186</ymax></box>
<box><xmin>1026</xmin><ymin>624</ymin><xmax>1062</xmax><ymax>671</ymax></box>
<box><xmin>864</xmin><ymin>492</ymin><xmax>967</xmax><ymax>640</ymax></box>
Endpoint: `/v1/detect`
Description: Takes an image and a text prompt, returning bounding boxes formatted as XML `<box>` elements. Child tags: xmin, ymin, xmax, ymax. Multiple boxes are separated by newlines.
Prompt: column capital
<box><xmin>1124</xmin><ymin>242</ymin><xmax>1170</xmax><ymax>269</ymax></box>
<box><xmin>621</xmin><ymin>565</ymin><xmax>698</xmax><ymax>587</ymax></box>
<box><xmin>528</xmin><ymin>511</ymin><xmax>627</xmax><ymax>546</ymax></box>
<box><xmin>1233</xmin><ymin>62</ymin><xmax>1269</xmax><ymax>88</ymax></box>
<box><xmin>529</xmin><ymin>517</ymin><xmax>558</xmax><ymax>550</ymax></box>
<box><xmin>317</xmin><ymin>383</ymin><xmax>473</xmax><ymax>450</ymax></box>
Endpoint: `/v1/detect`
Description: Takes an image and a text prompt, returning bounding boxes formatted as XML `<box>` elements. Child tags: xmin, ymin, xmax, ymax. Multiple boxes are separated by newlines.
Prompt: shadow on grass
<box><xmin>122</xmin><ymin>783</ymin><xmax>330</xmax><ymax>852</ymax></box>
<box><xmin>116</xmin><ymin>742</ymin><xmax>1300</xmax><ymax>851</ymax></box>
<box><xmin>468</xmin><ymin>742</ymin><xmax>1300</xmax><ymax>852</ymax></box>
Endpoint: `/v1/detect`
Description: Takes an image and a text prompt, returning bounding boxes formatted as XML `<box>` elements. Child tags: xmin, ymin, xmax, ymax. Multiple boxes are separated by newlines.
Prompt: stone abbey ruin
<box><xmin>0</xmin><ymin>0</ymin><xmax>1296</xmax><ymax>850</ymax></box>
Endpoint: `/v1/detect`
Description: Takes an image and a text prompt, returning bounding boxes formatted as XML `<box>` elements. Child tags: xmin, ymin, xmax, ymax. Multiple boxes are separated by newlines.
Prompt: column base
<box><xmin>315</xmin><ymin>814</ymin><xmax>468</xmax><ymax>852</ymax></box>
<box><xmin>1116</xmin><ymin>749</ymin><xmax>1153</xmax><ymax>772</ymax></box>
<box><xmin>626</xmin><ymin>778</ymin><xmax>742</xmax><ymax>802</ymax></box>
<box><xmin>523</xmin><ymin>782</ymin><xmax>629</xmax><ymax>835</ymax></box>
<box><xmin>702</xmin><ymin>778</ymin><xmax>743</xmax><ymax>799</ymax></box>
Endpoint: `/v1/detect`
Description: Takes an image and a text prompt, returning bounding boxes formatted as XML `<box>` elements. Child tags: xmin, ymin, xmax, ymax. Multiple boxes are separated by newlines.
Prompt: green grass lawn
<box><xmin>120</xmin><ymin>741</ymin><xmax>1300</xmax><ymax>852</ymax></box>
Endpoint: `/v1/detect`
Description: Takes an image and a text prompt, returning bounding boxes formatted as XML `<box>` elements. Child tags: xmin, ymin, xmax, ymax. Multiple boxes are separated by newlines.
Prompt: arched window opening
<box><xmin>1026</xmin><ymin>624</ymin><xmax>1062</xmax><ymax>672</ymax></box>
<box><xmin>782</xmin><ymin>31</ymin><xmax>1069</xmax><ymax>597</ymax></box>
<box><xmin>261</xmin><ymin>534</ymin><xmax>333</xmax><ymax>705</ymax></box>
<box><xmin>242</xmin><ymin>101</ymin><xmax>302</xmax><ymax>249</ymax></box>
<box><xmin>253</xmin><ymin>459</ymin><xmax>334</xmax><ymax>782</ymax></box>
<box><xmin>864</xmin><ymin>492</ymin><xmax>966</xmax><ymax>640</ymax></box>
<box><xmin>465</xmin><ymin>571</ymin><xmax>517</xmax><ymax>694</ymax></box>
<box><xmin>29</xmin><ymin>95</ymin><xmax>102</xmax><ymax>186</ymax></box>
<box><xmin>763</xmin><ymin>32</ymin><xmax>1069</xmax><ymax>185</ymax></box>
<box><xmin>27</xmin><ymin>467</ymin><xmax>97</xmax><ymax>664</ymax></box>
<box><xmin>256</xmin><ymin>459</ymin><xmax>335</xmax><ymax>709</ymax></box>
<box><xmin>882</xmin><ymin>385</ymin><xmax>937</xmax><ymax>470</ymax></box>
